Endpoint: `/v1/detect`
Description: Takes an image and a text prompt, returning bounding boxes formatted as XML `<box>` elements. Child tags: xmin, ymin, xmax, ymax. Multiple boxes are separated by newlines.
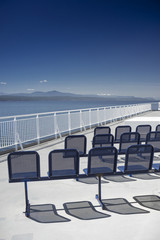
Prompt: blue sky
<box><xmin>0</xmin><ymin>0</ymin><xmax>160</xmax><ymax>98</ymax></box>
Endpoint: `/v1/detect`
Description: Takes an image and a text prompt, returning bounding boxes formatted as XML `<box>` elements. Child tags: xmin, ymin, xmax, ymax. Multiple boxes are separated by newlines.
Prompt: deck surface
<box><xmin>1</xmin><ymin>111</ymin><xmax>160</xmax><ymax>240</ymax></box>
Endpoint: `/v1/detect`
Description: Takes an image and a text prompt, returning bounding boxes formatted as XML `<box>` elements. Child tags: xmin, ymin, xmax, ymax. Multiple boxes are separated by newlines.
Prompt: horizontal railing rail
<box><xmin>0</xmin><ymin>103</ymin><xmax>152</xmax><ymax>150</ymax></box>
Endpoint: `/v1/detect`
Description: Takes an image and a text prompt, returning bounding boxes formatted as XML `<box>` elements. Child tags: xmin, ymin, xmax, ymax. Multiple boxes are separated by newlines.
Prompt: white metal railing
<box><xmin>0</xmin><ymin>103</ymin><xmax>152</xmax><ymax>150</ymax></box>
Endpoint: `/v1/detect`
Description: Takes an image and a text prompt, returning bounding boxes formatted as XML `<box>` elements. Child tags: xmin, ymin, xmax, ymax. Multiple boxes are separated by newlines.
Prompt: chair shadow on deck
<box><xmin>103</xmin><ymin>175</ymin><xmax>136</xmax><ymax>182</ymax></box>
<box><xmin>133</xmin><ymin>195</ymin><xmax>160</xmax><ymax>211</ymax></box>
<box><xmin>101</xmin><ymin>198</ymin><xmax>149</xmax><ymax>215</ymax></box>
<box><xmin>77</xmin><ymin>169</ymin><xmax>109</xmax><ymax>184</ymax></box>
<box><xmin>130</xmin><ymin>173</ymin><xmax>160</xmax><ymax>180</ymax></box>
<box><xmin>118</xmin><ymin>166</ymin><xmax>160</xmax><ymax>180</ymax></box>
<box><xmin>29</xmin><ymin>204</ymin><xmax>70</xmax><ymax>223</ymax></box>
<box><xmin>76</xmin><ymin>177</ymin><xmax>109</xmax><ymax>184</ymax></box>
<box><xmin>63</xmin><ymin>201</ymin><xmax>110</xmax><ymax>220</ymax></box>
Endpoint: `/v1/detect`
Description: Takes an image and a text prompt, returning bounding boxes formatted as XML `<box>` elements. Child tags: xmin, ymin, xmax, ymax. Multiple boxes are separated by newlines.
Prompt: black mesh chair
<box><xmin>8</xmin><ymin>151</ymin><xmax>40</xmax><ymax>181</ymax></box>
<box><xmin>94</xmin><ymin>126</ymin><xmax>111</xmax><ymax>136</ymax></box>
<box><xmin>124</xmin><ymin>144</ymin><xmax>154</xmax><ymax>173</ymax></box>
<box><xmin>146</xmin><ymin>131</ymin><xmax>160</xmax><ymax>152</ymax></box>
<box><xmin>49</xmin><ymin>149</ymin><xmax>79</xmax><ymax>178</ymax></box>
<box><xmin>7</xmin><ymin>151</ymin><xmax>40</xmax><ymax>217</ymax></box>
<box><xmin>119</xmin><ymin>132</ymin><xmax>140</xmax><ymax>154</ymax></box>
<box><xmin>92</xmin><ymin>134</ymin><xmax>114</xmax><ymax>148</ymax></box>
<box><xmin>114</xmin><ymin>125</ymin><xmax>131</xmax><ymax>143</ymax></box>
<box><xmin>156</xmin><ymin>124</ymin><xmax>160</xmax><ymax>132</ymax></box>
<box><xmin>87</xmin><ymin>147</ymin><xmax>117</xmax><ymax>207</ymax></box>
<box><xmin>87</xmin><ymin>147</ymin><xmax>117</xmax><ymax>175</ymax></box>
<box><xmin>136</xmin><ymin>125</ymin><xmax>151</xmax><ymax>142</ymax></box>
<box><xmin>65</xmin><ymin>135</ymin><xmax>87</xmax><ymax>157</ymax></box>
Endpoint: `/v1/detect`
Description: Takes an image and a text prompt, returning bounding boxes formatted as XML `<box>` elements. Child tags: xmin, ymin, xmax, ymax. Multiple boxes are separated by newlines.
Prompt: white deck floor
<box><xmin>1</xmin><ymin>111</ymin><xmax>160</xmax><ymax>240</ymax></box>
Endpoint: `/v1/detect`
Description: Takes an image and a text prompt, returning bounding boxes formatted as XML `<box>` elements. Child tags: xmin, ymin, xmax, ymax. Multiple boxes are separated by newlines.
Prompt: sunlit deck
<box><xmin>1</xmin><ymin>110</ymin><xmax>160</xmax><ymax>240</ymax></box>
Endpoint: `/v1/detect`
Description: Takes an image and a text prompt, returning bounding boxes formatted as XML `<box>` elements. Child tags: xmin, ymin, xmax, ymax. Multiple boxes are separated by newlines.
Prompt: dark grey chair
<box><xmin>8</xmin><ymin>151</ymin><xmax>40</xmax><ymax>181</ymax></box>
<box><xmin>124</xmin><ymin>144</ymin><xmax>154</xmax><ymax>173</ymax></box>
<box><xmin>87</xmin><ymin>147</ymin><xmax>117</xmax><ymax>208</ymax></box>
<box><xmin>7</xmin><ymin>151</ymin><xmax>41</xmax><ymax>217</ymax></box>
<box><xmin>87</xmin><ymin>147</ymin><xmax>117</xmax><ymax>175</ymax></box>
<box><xmin>65</xmin><ymin>135</ymin><xmax>87</xmax><ymax>157</ymax></box>
<box><xmin>49</xmin><ymin>149</ymin><xmax>79</xmax><ymax>178</ymax></box>
<box><xmin>119</xmin><ymin>132</ymin><xmax>140</xmax><ymax>154</ymax></box>
<box><xmin>94</xmin><ymin>126</ymin><xmax>111</xmax><ymax>136</ymax></box>
<box><xmin>92</xmin><ymin>134</ymin><xmax>114</xmax><ymax>148</ymax></box>
<box><xmin>146</xmin><ymin>131</ymin><xmax>160</xmax><ymax>152</ymax></box>
<box><xmin>114</xmin><ymin>125</ymin><xmax>131</xmax><ymax>143</ymax></box>
<box><xmin>136</xmin><ymin>125</ymin><xmax>151</xmax><ymax>142</ymax></box>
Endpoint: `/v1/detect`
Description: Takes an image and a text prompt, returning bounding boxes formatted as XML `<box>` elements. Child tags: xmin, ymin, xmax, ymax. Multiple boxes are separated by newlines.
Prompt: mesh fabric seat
<box><xmin>87</xmin><ymin>147</ymin><xmax>117</xmax><ymax>175</ymax></box>
<box><xmin>92</xmin><ymin>134</ymin><xmax>114</xmax><ymax>148</ymax></box>
<box><xmin>114</xmin><ymin>125</ymin><xmax>131</xmax><ymax>143</ymax></box>
<box><xmin>119</xmin><ymin>132</ymin><xmax>140</xmax><ymax>154</ymax></box>
<box><xmin>65</xmin><ymin>135</ymin><xmax>87</xmax><ymax>156</ymax></box>
<box><xmin>49</xmin><ymin>149</ymin><xmax>79</xmax><ymax>177</ymax></box>
<box><xmin>8</xmin><ymin>151</ymin><xmax>40</xmax><ymax>181</ymax></box>
<box><xmin>136</xmin><ymin>125</ymin><xmax>151</xmax><ymax>142</ymax></box>
<box><xmin>146</xmin><ymin>131</ymin><xmax>160</xmax><ymax>152</ymax></box>
<box><xmin>124</xmin><ymin>144</ymin><xmax>153</xmax><ymax>173</ymax></box>
<box><xmin>94</xmin><ymin>126</ymin><xmax>111</xmax><ymax>136</ymax></box>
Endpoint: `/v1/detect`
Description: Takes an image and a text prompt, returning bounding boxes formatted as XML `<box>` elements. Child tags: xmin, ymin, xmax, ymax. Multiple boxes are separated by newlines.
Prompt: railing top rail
<box><xmin>0</xmin><ymin>102</ymin><xmax>152</xmax><ymax>120</ymax></box>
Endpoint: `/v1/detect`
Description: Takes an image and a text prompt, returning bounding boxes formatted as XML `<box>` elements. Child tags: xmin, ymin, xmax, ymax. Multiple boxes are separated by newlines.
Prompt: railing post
<box><xmin>14</xmin><ymin>117</ymin><xmax>18</xmax><ymax>151</ymax></box>
<box><xmin>36</xmin><ymin>114</ymin><xmax>40</xmax><ymax>145</ymax></box>
<box><xmin>80</xmin><ymin>110</ymin><xmax>82</xmax><ymax>132</ymax></box>
<box><xmin>54</xmin><ymin>113</ymin><xmax>57</xmax><ymax>139</ymax></box>
<box><xmin>97</xmin><ymin>108</ymin><xmax>100</xmax><ymax>126</ymax></box>
<box><xmin>103</xmin><ymin>107</ymin><xmax>106</xmax><ymax>124</ymax></box>
<box><xmin>68</xmin><ymin>111</ymin><xmax>71</xmax><ymax>135</ymax></box>
<box><xmin>89</xmin><ymin>109</ymin><xmax>91</xmax><ymax>129</ymax></box>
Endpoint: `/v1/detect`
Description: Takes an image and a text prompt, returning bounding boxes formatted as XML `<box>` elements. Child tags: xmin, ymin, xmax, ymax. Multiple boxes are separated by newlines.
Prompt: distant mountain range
<box><xmin>0</xmin><ymin>90</ymin><xmax>158</xmax><ymax>103</ymax></box>
<box><xmin>11</xmin><ymin>90</ymin><xmax>81</xmax><ymax>97</ymax></box>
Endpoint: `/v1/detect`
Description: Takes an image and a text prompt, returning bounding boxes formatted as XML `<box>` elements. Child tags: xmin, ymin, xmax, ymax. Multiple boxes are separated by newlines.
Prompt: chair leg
<box><xmin>95</xmin><ymin>175</ymin><xmax>104</xmax><ymax>209</ymax></box>
<box><xmin>24</xmin><ymin>182</ymin><xmax>30</xmax><ymax>217</ymax></box>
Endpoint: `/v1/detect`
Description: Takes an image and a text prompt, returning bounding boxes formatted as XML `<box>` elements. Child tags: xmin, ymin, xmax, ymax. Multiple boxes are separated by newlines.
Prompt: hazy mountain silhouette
<box><xmin>0</xmin><ymin>90</ymin><xmax>157</xmax><ymax>103</ymax></box>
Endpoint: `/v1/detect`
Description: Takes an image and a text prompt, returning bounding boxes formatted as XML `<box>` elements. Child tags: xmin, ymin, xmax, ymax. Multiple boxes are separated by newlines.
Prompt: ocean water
<box><xmin>0</xmin><ymin>98</ymin><xmax>149</xmax><ymax>118</ymax></box>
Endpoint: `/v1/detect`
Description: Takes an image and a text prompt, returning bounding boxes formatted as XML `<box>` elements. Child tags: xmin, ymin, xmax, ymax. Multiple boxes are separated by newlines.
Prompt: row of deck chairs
<box><xmin>94</xmin><ymin>124</ymin><xmax>160</xmax><ymax>143</ymax></box>
<box><xmin>8</xmin><ymin>142</ymin><xmax>159</xmax><ymax>217</ymax></box>
<box><xmin>65</xmin><ymin>131</ymin><xmax>160</xmax><ymax>156</ymax></box>
<box><xmin>8</xmin><ymin>144</ymin><xmax>155</xmax><ymax>182</ymax></box>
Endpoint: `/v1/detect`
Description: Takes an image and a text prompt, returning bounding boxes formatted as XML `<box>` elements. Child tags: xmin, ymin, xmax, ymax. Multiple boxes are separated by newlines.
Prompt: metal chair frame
<box><xmin>114</xmin><ymin>125</ymin><xmax>131</xmax><ymax>143</ymax></box>
<box><xmin>119</xmin><ymin>132</ymin><xmax>140</xmax><ymax>154</ymax></box>
<box><xmin>65</xmin><ymin>135</ymin><xmax>87</xmax><ymax>156</ymax></box>
<box><xmin>92</xmin><ymin>134</ymin><xmax>114</xmax><ymax>148</ymax></box>
<box><xmin>136</xmin><ymin>124</ymin><xmax>152</xmax><ymax>142</ymax></box>
<box><xmin>94</xmin><ymin>126</ymin><xmax>111</xmax><ymax>136</ymax></box>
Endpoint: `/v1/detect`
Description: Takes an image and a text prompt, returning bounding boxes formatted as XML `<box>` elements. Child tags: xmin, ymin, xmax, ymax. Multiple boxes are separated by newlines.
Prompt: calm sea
<box><xmin>0</xmin><ymin>99</ymin><xmax>149</xmax><ymax>118</ymax></box>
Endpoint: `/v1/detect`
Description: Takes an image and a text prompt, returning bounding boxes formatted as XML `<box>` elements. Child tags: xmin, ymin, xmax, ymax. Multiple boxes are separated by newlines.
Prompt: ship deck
<box><xmin>1</xmin><ymin>110</ymin><xmax>160</xmax><ymax>240</ymax></box>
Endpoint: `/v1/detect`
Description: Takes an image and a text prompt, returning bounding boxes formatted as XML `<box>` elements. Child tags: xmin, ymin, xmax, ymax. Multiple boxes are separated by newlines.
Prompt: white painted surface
<box><xmin>125</xmin><ymin>117</ymin><xmax>160</xmax><ymax>131</ymax></box>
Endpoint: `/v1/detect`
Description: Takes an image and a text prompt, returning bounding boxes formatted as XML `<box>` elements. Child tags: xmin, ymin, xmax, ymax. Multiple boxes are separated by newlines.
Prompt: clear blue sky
<box><xmin>0</xmin><ymin>0</ymin><xmax>160</xmax><ymax>98</ymax></box>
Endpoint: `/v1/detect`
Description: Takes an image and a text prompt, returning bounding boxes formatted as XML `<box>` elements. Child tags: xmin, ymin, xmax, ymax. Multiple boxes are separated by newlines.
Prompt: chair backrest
<box><xmin>87</xmin><ymin>147</ymin><xmax>117</xmax><ymax>175</ymax></box>
<box><xmin>65</xmin><ymin>135</ymin><xmax>87</xmax><ymax>156</ymax></box>
<box><xmin>156</xmin><ymin>124</ymin><xmax>160</xmax><ymax>132</ymax></box>
<box><xmin>136</xmin><ymin>125</ymin><xmax>151</xmax><ymax>142</ymax></box>
<box><xmin>8</xmin><ymin>151</ymin><xmax>40</xmax><ymax>181</ymax></box>
<box><xmin>119</xmin><ymin>132</ymin><xmax>140</xmax><ymax>154</ymax></box>
<box><xmin>49</xmin><ymin>149</ymin><xmax>79</xmax><ymax>177</ymax></box>
<box><xmin>114</xmin><ymin>125</ymin><xmax>131</xmax><ymax>143</ymax></box>
<box><xmin>94</xmin><ymin>126</ymin><xmax>111</xmax><ymax>136</ymax></box>
<box><xmin>146</xmin><ymin>131</ymin><xmax>160</xmax><ymax>152</ymax></box>
<box><xmin>92</xmin><ymin>134</ymin><xmax>114</xmax><ymax>148</ymax></box>
<box><xmin>124</xmin><ymin>144</ymin><xmax>153</xmax><ymax>173</ymax></box>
